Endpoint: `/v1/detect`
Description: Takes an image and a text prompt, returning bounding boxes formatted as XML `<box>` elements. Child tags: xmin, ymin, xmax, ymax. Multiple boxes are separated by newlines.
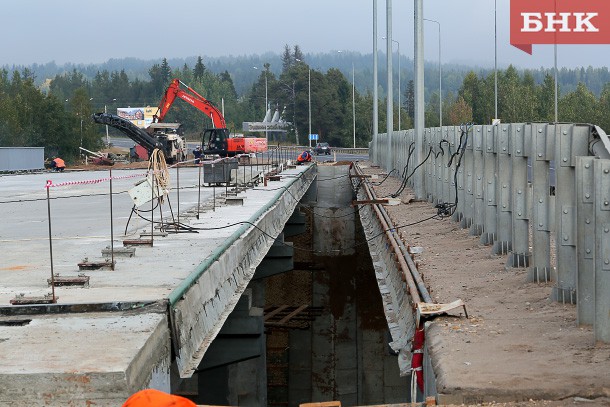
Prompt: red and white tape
<box><xmin>45</xmin><ymin>172</ymin><xmax>149</xmax><ymax>189</ymax></box>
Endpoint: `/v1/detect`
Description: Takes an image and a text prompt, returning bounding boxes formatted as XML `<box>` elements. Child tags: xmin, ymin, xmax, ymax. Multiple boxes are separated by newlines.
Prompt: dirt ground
<box><xmin>360</xmin><ymin>162</ymin><xmax>610</xmax><ymax>407</ymax></box>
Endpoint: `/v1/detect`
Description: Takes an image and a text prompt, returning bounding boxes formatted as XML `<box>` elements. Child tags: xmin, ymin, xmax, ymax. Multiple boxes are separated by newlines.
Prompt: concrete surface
<box><xmin>0</xmin><ymin>163</ymin><xmax>315</xmax><ymax>405</ymax></box>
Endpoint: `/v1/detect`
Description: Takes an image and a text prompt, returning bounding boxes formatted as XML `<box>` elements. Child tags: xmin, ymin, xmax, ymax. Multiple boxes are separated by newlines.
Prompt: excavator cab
<box><xmin>203</xmin><ymin>128</ymin><xmax>231</xmax><ymax>156</ymax></box>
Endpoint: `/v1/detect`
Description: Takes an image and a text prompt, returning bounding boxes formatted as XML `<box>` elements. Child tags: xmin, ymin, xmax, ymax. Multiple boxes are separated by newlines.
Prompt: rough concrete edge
<box><xmin>125</xmin><ymin>313</ymin><xmax>171</xmax><ymax>394</ymax></box>
<box><xmin>173</xmin><ymin>165</ymin><xmax>316</xmax><ymax>377</ymax></box>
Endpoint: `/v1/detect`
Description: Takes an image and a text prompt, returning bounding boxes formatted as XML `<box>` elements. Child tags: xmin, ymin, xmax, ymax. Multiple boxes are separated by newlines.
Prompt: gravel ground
<box><xmin>360</xmin><ymin>162</ymin><xmax>610</xmax><ymax>407</ymax></box>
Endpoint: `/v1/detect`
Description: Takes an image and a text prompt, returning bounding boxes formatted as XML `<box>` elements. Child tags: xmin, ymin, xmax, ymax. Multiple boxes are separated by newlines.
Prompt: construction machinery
<box><xmin>155</xmin><ymin>78</ymin><xmax>267</xmax><ymax>156</ymax></box>
<box><xmin>92</xmin><ymin>113</ymin><xmax>186</xmax><ymax>163</ymax></box>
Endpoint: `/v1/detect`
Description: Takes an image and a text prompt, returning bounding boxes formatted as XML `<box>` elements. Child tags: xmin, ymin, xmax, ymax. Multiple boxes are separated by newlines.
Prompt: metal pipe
<box><xmin>351</xmin><ymin>164</ymin><xmax>423</xmax><ymax>304</ymax></box>
<box><xmin>109</xmin><ymin>168</ymin><xmax>115</xmax><ymax>270</ymax></box>
<box><xmin>46</xmin><ymin>183</ymin><xmax>56</xmax><ymax>303</ymax></box>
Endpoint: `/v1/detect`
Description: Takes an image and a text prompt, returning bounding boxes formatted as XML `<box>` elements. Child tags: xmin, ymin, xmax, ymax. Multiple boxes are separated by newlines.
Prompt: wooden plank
<box><xmin>264</xmin><ymin>305</ymin><xmax>289</xmax><ymax>321</ymax></box>
<box><xmin>276</xmin><ymin>304</ymin><xmax>309</xmax><ymax>325</ymax></box>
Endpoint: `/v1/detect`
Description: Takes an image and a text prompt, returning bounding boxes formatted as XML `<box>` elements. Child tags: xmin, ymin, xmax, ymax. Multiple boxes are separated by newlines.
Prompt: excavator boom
<box><xmin>155</xmin><ymin>78</ymin><xmax>226</xmax><ymax>128</ymax></box>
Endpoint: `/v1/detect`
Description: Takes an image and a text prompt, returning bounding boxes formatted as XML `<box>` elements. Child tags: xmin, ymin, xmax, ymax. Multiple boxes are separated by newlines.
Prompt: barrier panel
<box><xmin>371</xmin><ymin>123</ymin><xmax>610</xmax><ymax>343</ymax></box>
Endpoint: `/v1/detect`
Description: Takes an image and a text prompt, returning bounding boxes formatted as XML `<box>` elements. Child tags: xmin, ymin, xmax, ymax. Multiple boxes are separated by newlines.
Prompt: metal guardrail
<box><xmin>371</xmin><ymin>123</ymin><xmax>610</xmax><ymax>343</ymax></box>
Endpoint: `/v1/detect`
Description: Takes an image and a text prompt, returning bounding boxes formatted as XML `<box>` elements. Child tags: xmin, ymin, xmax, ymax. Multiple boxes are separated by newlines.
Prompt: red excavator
<box><xmin>154</xmin><ymin>78</ymin><xmax>267</xmax><ymax>156</ymax></box>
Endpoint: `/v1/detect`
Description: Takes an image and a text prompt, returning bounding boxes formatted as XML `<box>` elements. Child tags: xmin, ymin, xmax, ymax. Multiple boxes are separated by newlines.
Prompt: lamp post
<box><xmin>308</xmin><ymin>67</ymin><xmax>312</xmax><ymax>148</ymax></box>
<box><xmin>491</xmin><ymin>0</ymin><xmax>514</xmax><ymax>123</ymax></box>
<box><xmin>424</xmin><ymin>18</ymin><xmax>442</xmax><ymax>127</ymax></box>
<box><xmin>383</xmin><ymin>37</ymin><xmax>401</xmax><ymax>131</ymax></box>
<box><xmin>352</xmin><ymin>62</ymin><xmax>356</xmax><ymax>148</ymax></box>
<box><xmin>338</xmin><ymin>51</ymin><xmax>356</xmax><ymax>148</ymax></box>
<box><xmin>253</xmin><ymin>66</ymin><xmax>268</xmax><ymax>141</ymax></box>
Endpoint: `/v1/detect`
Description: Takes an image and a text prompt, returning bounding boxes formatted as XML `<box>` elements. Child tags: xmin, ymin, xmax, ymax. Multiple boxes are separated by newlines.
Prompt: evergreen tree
<box><xmin>193</xmin><ymin>56</ymin><xmax>206</xmax><ymax>80</ymax></box>
<box><xmin>160</xmin><ymin>58</ymin><xmax>171</xmax><ymax>84</ymax></box>
<box><xmin>282</xmin><ymin>44</ymin><xmax>292</xmax><ymax>72</ymax></box>
<box><xmin>293</xmin><ymin>45</ymin><xmax>304</xmax><ymax>63</ymax></box>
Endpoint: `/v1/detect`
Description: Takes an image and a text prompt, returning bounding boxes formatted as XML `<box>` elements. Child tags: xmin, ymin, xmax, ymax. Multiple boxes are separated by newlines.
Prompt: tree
<box><xmin>559</xmin><ymin>82</ymin><xmax>599</xmax><ymax>124</ymax></box>
<box><xmin>282</xmin><ymin>44</ymin><xmax>293</xmax><ymax>72</ymax></box>
<box><xmin>293</xmin><ymin>45</ymin><xmax>304</xmax><ymax>63</ymax></box>
<box><xmin>537</xmin><ymin>73</ymin><xmax>556</xmax><ymax>122</ymax></box>
<box><xmin>193</xmin><ymin>56</ymin><xmax>206</xmax><ymax>80</ymax></box>
<box><xmin>160</xmin><ymin>58</ymin><xmax>171</xmax><ymax>84</ymax></box>
<box><xmin>447</xmin><ymin>96</ymin><xmax>473</xmax><ymax>125</ymax></box>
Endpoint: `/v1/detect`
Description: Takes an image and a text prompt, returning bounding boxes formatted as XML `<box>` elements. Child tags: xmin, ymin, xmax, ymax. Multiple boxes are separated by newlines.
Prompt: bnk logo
<box><xmin>510</xmin><ymin>0</ymin><xmax>610</xmax><ymax>54</ymax></box>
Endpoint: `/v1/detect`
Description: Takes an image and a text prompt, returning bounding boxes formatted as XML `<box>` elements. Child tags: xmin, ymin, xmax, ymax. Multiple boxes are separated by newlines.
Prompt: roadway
<box><xmin>107</xmin><ymin>136</ymin><xmax>369</xmax><ymax>163</ymax></box>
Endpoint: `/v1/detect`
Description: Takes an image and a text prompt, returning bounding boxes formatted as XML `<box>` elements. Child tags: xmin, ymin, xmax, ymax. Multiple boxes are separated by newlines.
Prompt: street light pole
<box><xmin>424</xmin><ymin>19</ymin><xmax>442</xmax><ymax>127</ymax></box>
<box><xmin>265</xmin><ymin>73</ymin><xmax>268</xmax><ymax>142</ymax></box>
<box><xmin>308</xmin><ymin>68</ymin><xmax>312</xmax><ymax>148</ymax></box>
<box><xmin>352</xmin><ymin>62</ymin><xmax>356</xmax><ymax>148</ymax></box>
<box><xmin>495</xmin><ymin>0</ymin><xmax>498</xmax><ymax>121</ymax></box>
<box><xmin>383</xmin><ymin>37</ymin><xmax>401</xmax><ymax>131</ymax></box>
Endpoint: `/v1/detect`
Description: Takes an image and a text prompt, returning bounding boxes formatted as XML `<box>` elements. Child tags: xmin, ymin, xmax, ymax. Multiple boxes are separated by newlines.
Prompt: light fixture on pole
<box><xmin>338</xmin><ymin>51</ymin><xmax>356</xmax><ymax>148</ymax></box>
<box><xmin>424</xmin><ymin>18</ymin><xmax>442</xmax><ymax>127</ymax></box>
<box><xmin>252</xmin><ymin>66</ymin><xmax>268</xmax><ymax>141</ymax></box>
<box><xmin>383</xmin><ymin>37</ymin><xmax>401</xmax><ymax>131</ymax></box>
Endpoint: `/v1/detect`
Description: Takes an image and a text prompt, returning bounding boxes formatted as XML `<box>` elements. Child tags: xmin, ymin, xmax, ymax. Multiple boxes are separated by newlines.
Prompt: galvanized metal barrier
<box><xmin>370</xmin><ymin>123</ymin><xmax>610</xmax><ymax>343</ymax></box>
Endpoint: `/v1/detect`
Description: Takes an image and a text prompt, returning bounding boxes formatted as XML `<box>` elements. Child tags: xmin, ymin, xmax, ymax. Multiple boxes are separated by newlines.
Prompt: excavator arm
<box><xmin>154</xmin><ymin>78</ymin><xmax>227</xmax><ymax>128</ymax></box>
<box><xmin>92</xmin><ymin>112</ymin><xmax>163</xmax><ymax>154</ymax></box>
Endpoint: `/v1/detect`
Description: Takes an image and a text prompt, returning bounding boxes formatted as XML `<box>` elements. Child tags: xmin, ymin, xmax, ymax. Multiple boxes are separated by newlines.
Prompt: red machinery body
<box><xmin>155</xmin><ymin>79</ymin><xmax>267</xmax><ymax>156</ymax></box>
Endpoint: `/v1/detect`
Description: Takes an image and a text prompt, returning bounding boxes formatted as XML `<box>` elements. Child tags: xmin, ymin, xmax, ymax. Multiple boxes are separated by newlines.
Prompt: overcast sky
<box><xmin>3</xmin><ymin>0</ymin><xmax>610</xmax><ymax>70</ymax></box>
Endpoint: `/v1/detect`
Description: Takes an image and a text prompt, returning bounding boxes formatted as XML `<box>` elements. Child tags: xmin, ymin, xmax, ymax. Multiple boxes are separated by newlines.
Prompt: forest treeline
<box><xmin>1</xmin><ymin>47</ymin><xmax>610</xmax><ymax>161</ymax></box>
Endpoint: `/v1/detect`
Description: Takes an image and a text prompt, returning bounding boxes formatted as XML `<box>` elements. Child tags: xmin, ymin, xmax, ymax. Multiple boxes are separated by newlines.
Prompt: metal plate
<box><xmin>560</xmin><ymin>205</ymin><xmax>575</xmax><ymax>247</ymax></box>
<box><xmin>559</xmin><ymin>125</ymin><xmax>573</xmax><ymax>168</ymax></box>
<box><xmin>512</xmin><ymin>124</ymin><xmax>526</xmax><ymax>157</ymax></box>
<box><xmin>498</xmin><ymin>126</ymin><xmax>509</xmax><ymax>155</ymax></box>
<box><xmin>534</xmin><ymin>124</ymin><xmax>548</xmax><ymax>161</ymax></box>
<box><xmin>602</xmin><ymin>224</ymin><xmax>610</xmax><ymax>271</ymax></box>
<box><xmin>598</xmin><ymin>161</ymin><xmax>610</xmax><ymax>211</ymax></box>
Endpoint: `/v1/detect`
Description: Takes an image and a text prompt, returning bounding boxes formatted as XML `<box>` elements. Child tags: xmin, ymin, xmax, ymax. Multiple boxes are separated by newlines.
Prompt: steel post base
<box><xmin>551</xmin><ymin>286</ymin><xmax>577</xmax><ymax>304</ymax></box>
<box><xmin>528</xmin><ymin>267</ymin><xmax>553</xmax><ymax>283</ymax></box>
<box><xmin>470</xmin><ymin>223</ymin><xmax>483</xmax><ymax>236</ymax></box>
<box><xmin>506</xmin><ymin>252</ymin><xmax>530</xmax><ymax>269</ymax></box>
<box><xmin>480</xmin><ymin>232</ymin><xmax>496</xmax><ymax>246</ymax></box>
<box><xmin>493</xmin><ymin>240</ymin><xmax>511</xmax><ymax>255</ymax></box>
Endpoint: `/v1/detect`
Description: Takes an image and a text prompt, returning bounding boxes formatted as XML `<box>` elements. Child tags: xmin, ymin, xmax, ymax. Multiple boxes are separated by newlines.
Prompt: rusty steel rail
<box><xmin>351</xmin><ymin>163</ymin><xmax>432</xmax><ymax>305</ymax></box>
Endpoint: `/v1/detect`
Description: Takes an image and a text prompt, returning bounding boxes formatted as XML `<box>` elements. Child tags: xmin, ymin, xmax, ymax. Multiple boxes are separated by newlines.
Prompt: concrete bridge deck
<box><xmin>0</xmin><ymin>163</ymin><xmax>315</xmax><ymax>406</ymax></box>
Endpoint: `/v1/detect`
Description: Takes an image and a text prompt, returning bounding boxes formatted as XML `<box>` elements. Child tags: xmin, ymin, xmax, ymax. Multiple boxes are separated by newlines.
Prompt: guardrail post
<box><xmin>552</xmin><ymin>124</ymin><xmax>589</xmax><ymax>303</ymax></box>
<box><xmin>576</xmin><ymin>156</ymin><xmax>596</xmax><ymax>324</ymax></box>
<box><xmin>481</xmin><ymin>125</ymin><xmax>497</xmax><ymax>246</ymax></box>
<box><xmin>528</xmin><ymin>123</ymin><xmax>553</xmax><ymax>283</ymax></box>
<box><xmin>470</xmin><ymin>126</ymin><xmax>484</xmax><ymax>236</ymax></box>
<box><xmin>461</xmin><ymin>125</ymin><xmax>474</xmax><ymax>229</ymax></box>
<box><xmin>425</xmin><ymin>128</ymin><xmax>435</xmax><ymax>203</ymax></box>
<box><xmin>494</xmin><ymin>124</ymin><xmax>512</xmax><ymax>255</ymax></box>
<box><xmin>507</xmin><ymin>123</ymin><xmax>530</xmax><ymax>268</ymax></box>
<box><xmin>426</xmin><ymin>128</ymin><xmax>445</xmax><ymax>204</ymax></box>
<box><xmin>594</xmin><ymin>159</ymin><xmax>610</xmax><ymax>342</ymax></box>
<box><xmin>444</xmin><ymin>127</ymin><xmax>454</xmax><ymax>208</ymax></box>
<box><xmin>408</xmin><ymin>129</ymin><xmax>416</xmax><ymax>190</ymax></box>
<box><xmin>453</xmin><ymin>126</ymin><xmax>466</xmax><ymax>223</ymax></box>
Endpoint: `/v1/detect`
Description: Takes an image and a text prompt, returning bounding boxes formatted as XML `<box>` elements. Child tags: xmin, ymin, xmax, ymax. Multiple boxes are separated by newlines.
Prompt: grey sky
<box><xmin>3</xmin><ymin>0</ymin><xmax>609</xmax><ymax>70</ymax></box>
